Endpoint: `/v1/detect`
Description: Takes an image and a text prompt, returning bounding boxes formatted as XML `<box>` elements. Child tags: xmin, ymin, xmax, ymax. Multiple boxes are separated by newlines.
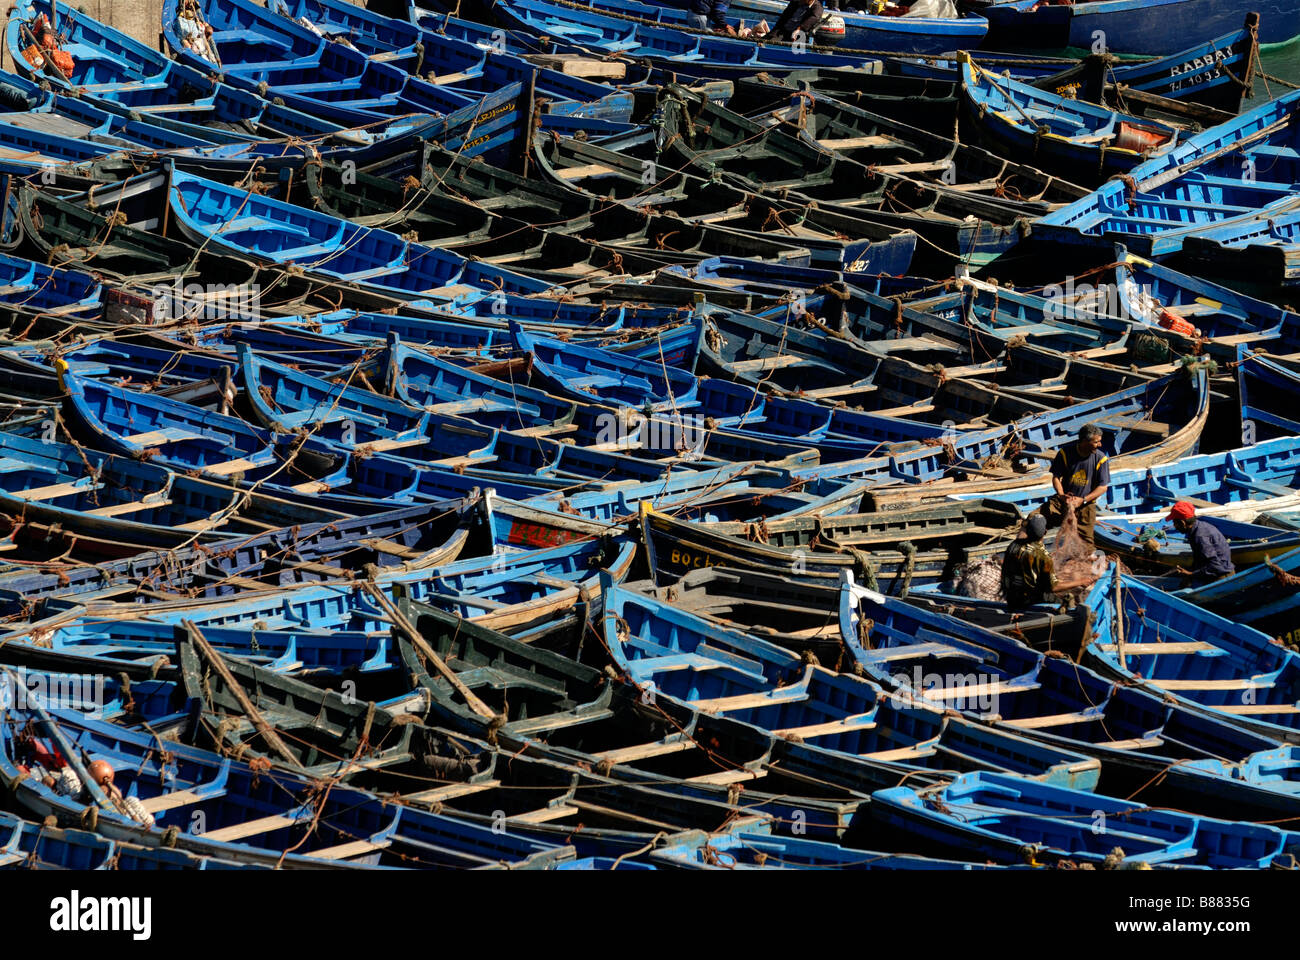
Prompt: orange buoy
<box><xmin>87</xmin><ymin>759</ymin><xmax>114</xmax><ymax>787</ymax></box>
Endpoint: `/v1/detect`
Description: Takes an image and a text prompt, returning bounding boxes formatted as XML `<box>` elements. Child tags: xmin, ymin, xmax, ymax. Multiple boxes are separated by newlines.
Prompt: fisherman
<box><xmin>1001</xmin><ymin>515</ymin><xmax>1097</xmax><ymax>608</ymax></box>
<box><xmin>687</xmin><ymin>0</ymin><xmax>738</xmax><ymax>34</ymax></box>
<box><xmin>1165</xmin><ymin>501</ymin><xmax>1235</xmax><ymax>585</ymax></box>
<box><xmin>1034</xmin><ymin>424</ymin><xmax>1109</xmax><ymax>550</ymax></box>
<box><xmin>759</xmin><ymin>0</ymin><xmax>827</xmax><ymax>41</ymax></box>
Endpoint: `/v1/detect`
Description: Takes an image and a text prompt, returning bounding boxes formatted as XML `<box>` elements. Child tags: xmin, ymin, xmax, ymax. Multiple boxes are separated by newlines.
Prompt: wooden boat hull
<box><xmin>640</xmin><ymin>500</ymin><xmax>1020</xmax><ymax>594</ymax></box>
<box><xmin>983</xmin><ymin>0</ymin><xmax>1299</xmax><ymax>53</ymax></box>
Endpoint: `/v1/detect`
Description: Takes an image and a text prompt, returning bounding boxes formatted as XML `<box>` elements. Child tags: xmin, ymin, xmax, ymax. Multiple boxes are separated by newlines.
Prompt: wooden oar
<box><xmin>363</xmin><ymin>584</ymin><xmax>499</xmax><ymax>722</ymax></box>
<box><xmin>183</xmin><ymin>621</ymin><xmax>300</xmax><ymax>766</ymax></box>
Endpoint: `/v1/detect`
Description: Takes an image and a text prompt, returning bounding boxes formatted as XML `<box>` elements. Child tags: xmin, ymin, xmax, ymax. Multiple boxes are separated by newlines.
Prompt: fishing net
<box><xmin>1052</xmin><ymin>509</ymin><xmax>1108</xmax><ymax>591</ymax></box>
<box><xmin>955</xmin><ymin>557</ymin><xmax>1004</xmax><ymax>602</ymax></box>
<box><xmin>1130</xmin><ymin>331</ymin><xmax>1174</xmax><ymax>366</ymax></box>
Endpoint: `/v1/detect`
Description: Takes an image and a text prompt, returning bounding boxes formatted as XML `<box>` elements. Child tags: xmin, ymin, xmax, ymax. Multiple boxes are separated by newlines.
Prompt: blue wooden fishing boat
<box><xmin>383</xmin><ymin>336</ymin><xmax>578</xmax><ymax>430</ymax></box>
<box><xmin>981</xmin><ymin>0</ymin><xmax>1299</xmax><ymax>54</ymax></box>
<box><xmin>270</xmin><ymin>0</ymin><xmax>636</xmax><ymax>121</ymax></box>
<box><xmin>60</xmin><ymin>372</ymin><xmax>444</xmax><ymax>516</ymax></box>
<box><xmin>14</xmin><ymin>618</ymin><xmax>397</xmax><ymax>679</ymax></box>
<box><xmin>1085</xmin><ymin>570</ymin><xmax>1300</xmax><ymax>743</ymax></box>
<box><xmin>161</xmin><ymin>0</ymin><xmax>526</xmax><ymax>137</ymax></box>
<box><xmin>0</xmin><ymin>70</ymin><xmax>257</xmax><ymax>172</ymax></box>
<box><xmin>1030</xmin><ymin>17</ymin><xmax>1262</xmax><ymax>115</ymax></box>
<box><xmin>826</xmin><ymin>364</ymin><xmax>1209</xmax><ymax>509</ymax></box>
<box><xmin>1164</xmin><ymin>545</ymin><xmax>1300</xmax><ymax>648</ymax></box>
<box><xmin>646</xmin><ymin>829</ymin><xmax>1016</xmax><ymax>869</ymax></box>
<box><xmin>237</xmin><ymin>342</ymin><xmax>430</xmax><ymax>444</ymax></box>
<box><xmin>510</xmin><ymin>323</ymin><xmax>700</xmax><ymax>413</ymax></box>
<box><xmin>0</xmin><ymin>810</ymin><xmax>267</xmax><ymax>869</ymax></box>
<box><xmin>959</xmin><ymin>53</ymin><xmax>1182</xmax><ymax>185</ymax></box>
<box><xmin>4</xmin><ymin>810</ymin><xmax>215</xmax><ymax>868</ymax></box>
<box><xmin>603</xmin><ymin>0</ymin><xmax>988</xmax><ymax>51</ymax></box>
<box><xmin>0</xmin><ymin>495</ymin><xmax>480</xmax><ymax>616</ymax></box>
<box><xmin>390</xmin><ymin>536</ymin><xmax>637</xmax><ymax>632</ymax></box>
<box><xmin>911</xmin><ymin>248</ymin><xmax>1298</xmax><ymax>369</ymax></box>
<box><xmin>1106</xmin><ymin>246</ymin><xmax>1300</xmax><ymax>361</ymax></box>
<box><xmin>126</xmin><ymin>534</ymin><xmax>633</xmax><ymax>636</ymax></box>
<box><xmin>602</xmin><ymin>579</ymin><xmax>1101</xmax><ymax>788</ymax></box>
<box><xmin>836</xmin><ymin>568</ymin><xmax>1300</xmax><ymax>821</ymax></box>
<box><xmin>166</xmin><ymin>168</ymin><xmax>560</xmax><ymax>299</ymax></box>
<box><xmin>497</xmin><ymin>0</ymin><xmax>985</xmax><ymax>56</ymax></box>
<box><xmin>0</xmin><ymin>431</ymin><xmax>347</xmax><ymax>556</ymax></box>
<box><xmin>1179</xmin><ymin>209</ymin><xmax>1300</xmax><ymax>286</ymax></box>
<box><xmin>60</xmin><ymin>367</ymin><xmax>282</xmax><ymax>480</ymax></box>
<box><xmin>1035</xmin><ymin>87</ymin><xmax>1300</xmax><ymax>282</ymax></box>
<box><xmin>640</xmin><ymin>498</ymin><xmax>1020</xmax><ymax>590</ymax></box>
<box><xmin>0</xmin><ymin>251</ymin><xmax>100</xmax><ymax>321</ymax></box>
<box><xmin>0</xmin><ymin>680</ymin><xmax>576</xmax><ymax>868</ymax></box>
<box><xmin>1240</xmin><ymin>347</ymin><xmax>1300</xmax><ymax>441</ymax></box>
<box><xmin>6</xmin><ymin>0</ymin><xmax>343</xmax><ymax>140</ymax></box>
<box><xmin>949</xmin><ymin>435</ymin><xmax>1300</xmax><ymax>523</ymax></box>
<box><xmin>871</xmin><ymin>771</ymin><xmax>1300</xmax><ymax>867</ymax></box>
<box><xmin>1097</xmin><ymin>512</ymin><xmax>1300</xmax><ymax>569</ymax></box>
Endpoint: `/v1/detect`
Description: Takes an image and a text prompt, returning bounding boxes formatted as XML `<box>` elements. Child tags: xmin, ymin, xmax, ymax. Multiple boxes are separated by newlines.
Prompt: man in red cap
<box><xmin>1166</xmin><ymin>501</ymin><xmax>1234</xmax><ymax>585</ymax></box>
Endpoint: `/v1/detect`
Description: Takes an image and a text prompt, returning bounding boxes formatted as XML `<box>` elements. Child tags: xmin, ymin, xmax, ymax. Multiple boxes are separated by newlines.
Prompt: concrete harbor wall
<box><xmin>1</xmin><ymin>1</ymin><xmax>165</xmax><ymax>60</ymax></box>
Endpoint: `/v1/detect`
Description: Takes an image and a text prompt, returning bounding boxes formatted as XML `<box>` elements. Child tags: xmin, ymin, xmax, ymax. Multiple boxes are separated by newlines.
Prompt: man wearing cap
<box><xmin>1001</xmin><ymin>515</ymin><xmax>1097</xmax><ymax>608</ymax></box>
<box><xmin>1035</xmin><ymin>424</ymin><xmax>1109</xmax><ymax>549</ymax></box>
<box><xmin>1165</xmin><ymin>501</ymin><xmax>1234</xmax><ymax>585</ymax></box>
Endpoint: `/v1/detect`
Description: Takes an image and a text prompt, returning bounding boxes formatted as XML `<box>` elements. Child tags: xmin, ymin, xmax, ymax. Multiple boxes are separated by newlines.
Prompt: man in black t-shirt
<box><xmin>1032</xmin><ymin>424</ymin><xmax>1110</xmax><ymax>549</ymax></box>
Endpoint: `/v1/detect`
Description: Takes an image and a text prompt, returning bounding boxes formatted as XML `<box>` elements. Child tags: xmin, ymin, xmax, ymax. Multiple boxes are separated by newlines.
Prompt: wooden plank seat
<box><xmin>555</xmin><ymin>162</ymin><xmax>617</xmax><ymax>180</ymax></box>
<box><xmin>1001</xmin><ymin>710</ymin><xmax>1097</xmax><ymax>730</ymax></box>
<box><xmin>122</xmin><ymin>427</ymin><xmax>209</xmax><ymax>446</ymax></box>
<box><xmin>84</xmin><ymin>498</ymin><xmax>172</xmax><ymax>517</ymax></box>
<box><xmin>401</xmin><ymin>781</ymin><xmax>500</xmax><ymax>804</ymax></box>
<box><xmin>1150</xmin><ymin>678</ymin><xmax>1269</xmax><ymax>691</ymax></box>
<box><xmin>591</xmin><ymin>738</ymin><xmax>694</xmax><ymax>764</ymax></box>
<box><xmin>201</xmin><ymin>814</ymin><xmax>300</xmax><ymax>842</ymax></box>
<box><xmin>509</xmin><ymin>804</ymin><xmax>580</xmax><ymax>824</ymax></box>
<box><xmin>773</xmin><ymin>718</ymin><xmax>876</xmax><ymax>739</ymax></box>
<box><xmin>200</xmin><ymin>458</ymin><xmax>262</xmax><ymax>477</ymax></box>
<box><xmin>814</xmin><ymin>135</ymin><xmax>898</xmax><ymax>150</ymax></box>
<box><xmin>12</xmin><ymin>480</ymin><xmax>102</xmax><ymax>501</ymax></box>
<box><xmin>1217</xmin><ymin>703</ymin><xmax>1300</xmax><ymax>715</ymax></box>
<box><xmin>1096</xmin><ymin>641</ymin><xmax>1219</xmax><ymax>655</ymax></box>
<box><xmin>1099</xmin><ymin>415</ymin><xmax>1171</xmax><ymax>438</ymax></box>
<box><xmin>303</xmin><ymin>837</ymin><xmax>393</xmax><ymax>861</ymax></box>
<box><xmin>358</xmin><ymin>538</ymin><xmax>423</xmax><ymax>559</ymax></box>
<box><xmin>357</xmin><ymin>436</ymin><xmax>425</xmax><ymax>452</ymax></box>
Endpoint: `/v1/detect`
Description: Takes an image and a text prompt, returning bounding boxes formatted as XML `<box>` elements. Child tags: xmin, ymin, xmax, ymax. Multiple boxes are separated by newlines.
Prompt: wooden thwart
<box><xmin>202</xmin><ymin>814</ymin><xmax>298</xmax><ymax>842</ymax></box>
<box><xmin>84</xmin><ymin>498</ymin><xmax>171</xmax><ymax>517</ymax></box>
<box><xmin>510</xmin><ymin>804</ymin><xmax>579</xmax><ymax>824</ymax></box>
<box><xmin>1096</xmin><ymin>641</ymin><xmax>1216</xmax><ymax>655</ymax></box>
<box><xmin>592</xmin><ymin>738</ymin><xmax>694</xmax><ymax>764</ymax></box>
<box><xmin>304</xmin><ymin>837</ymin><xmax>392</xmax><ymax>860</ymax></box>
<box><xmin>815</xmin><ymin>135</ymin><xmax>896</xmax><ymax>150</ymax></box>
<box><xmin>13</xmin><ymin>481</ymin><xmax>100</xmax><ymax>501</ymax></box>
<box><xmin>202</xmin><ymin>458</ymin><xmax>261</xmax><ymax>476</ymax></box>
<box><xmin>555</xmin><ymin>162</ymin><xmax>616</xmax><ymax>180</ymax></box>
